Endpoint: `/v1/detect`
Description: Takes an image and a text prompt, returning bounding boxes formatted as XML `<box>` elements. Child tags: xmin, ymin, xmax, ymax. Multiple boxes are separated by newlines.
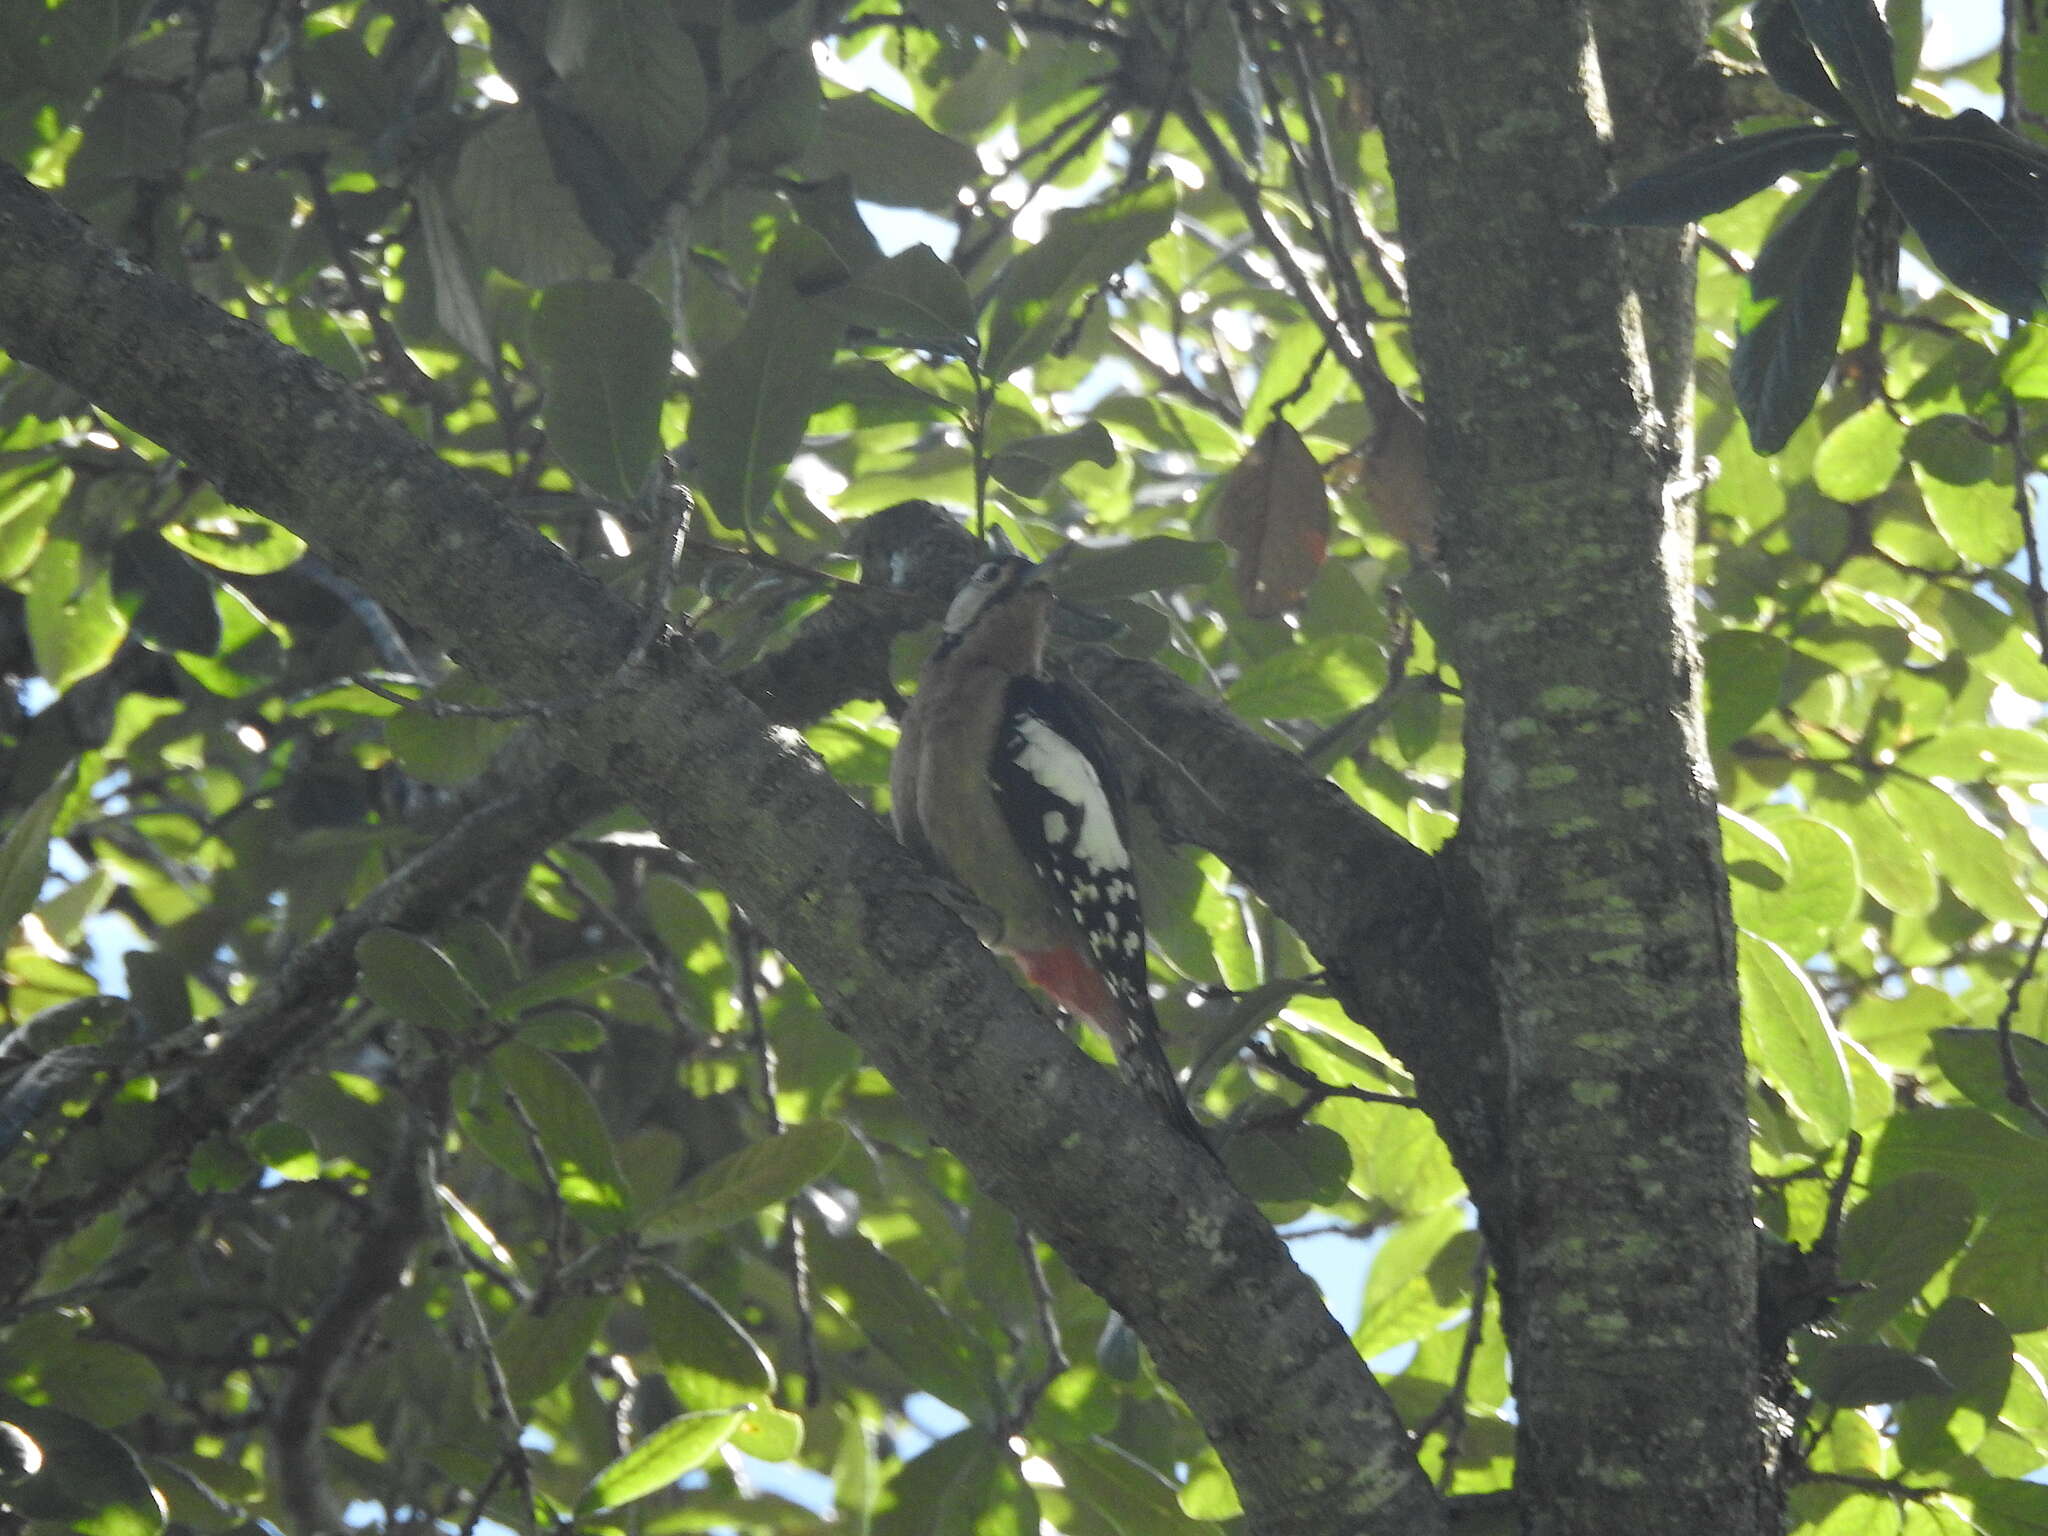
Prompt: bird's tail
<box><xmin>1111</xmin><ymin>1006</ymin><xmax>1215</xmax><ymax>1156</ymax></box>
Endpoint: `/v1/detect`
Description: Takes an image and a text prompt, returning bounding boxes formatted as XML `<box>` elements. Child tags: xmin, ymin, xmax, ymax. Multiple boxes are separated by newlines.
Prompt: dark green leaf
<box><xmin>1</xmin><ymin>1406</ymin><xmax>165</xmax><ymax>1535</ymax></box>
<box><xmin>835</xmin><ymin>245</ymin><xmax>977</xmax><ymax>348</ymax></box>
<box><xmin>533</xmin><ymin>94</ymin><xmax>653</xmax><ymax>264</ymax></box>
<box><xmin>0</xmin><ymin>764</ymin><xmax>76</xmax><ymax>939</ymax></box>
<box><xmin>487</xmin><ymin>1042</ymin><xmax>633</xmax><ymax>1231</ymax></box>
<box><xmin>1582</xmin><ymin>125</ymin><xmax>1856</xmax><ymax>227</ymax></box>
<box><xmin>987</xmin><ymin>421</ymin><xmax>1117</xmax><ymax>497</ymax></box>
<box><xmin>810</xmin><ymin>1232</ymin><xmax>1000</xmax><ymax>1419</ymax></box>
<box><xmin>110</xmin><ymin>531</ymin><xmax>220</xmax><ymax>655</ymax></box>
<box><xmin>549</xmin><ymin>0</ymin><xmax>708</xmax><ymax>197</ymax></box>
<box><xmin>492</xmin><ymin>947</ymin><xmax>645</xmax><ymax>1016</ymax></box>
<box><xmin>690</xmin><ymin>225</ymin><xmax>847</xmax><ymax>530</ymax></box>
<box><xmin>1733</xmin><ymin>165</ymin><xmax>1861</xmax><ymax>453</ymax></box>
<box><xmin>1702</xmin><ymin>630</ymin><xmax>1789</xmax><ymax>748</ymax></box>
<box><xmin>530</xmin><ymin>279</ymin><xmax>673</xmax><ymax>501</ymax></box>
<box><xmin>1951</xmin><ymin>1187</ymin><xmax>2048</xmax><ymax>1330</ymax></box>
<box><xmin>1221</xmin><ymin>1120</ymin><xmax>1352</xmax><ymax>1207</ymax></box>
<box><xmin>643</xmin><ymin>1273</ymin><xmax>775</xmax><ymax>1409</ymax></box>
<box><xmin>644</xmin><ymin>1120</ymin><xmax>848</xmax><ymax>1240</ymax></box>
<box><xmin>1875</xmin><ymin>111</ymin><xmax>2048</xmax><ymax>317</ymax></box>
<box><xmin>497</xmin><ymin>1295</ymin><xmax>614</xmax><ymax>1406</ymax></box>
<box><xmin>356</xmin><ymin>928</ymin><xmax>487</xmax><ymax>1034</ymax></box>
<box><xmin>873</xmin><ymin>1431</ymin><xmax>1025</xmax><ymax>1536</ymax></box>
<box><xmin>1754</xmin><ymin>0</ymin><xmax>1857</xmax><ymax>121</ymax></box>
<box><xmin>1897</xmin><ymin>1296</ymin><xmax>2012</xmax><ymax>1469</ymax></box>
<box><xmin>1804</xmin><ymin>1342</ymin><xmax>1952</xmax><ymax>1406</ymax></box>
<box><xmin>804</xmin><ymin>92</ymin><xmax>982</xmax><ymax>211</ymax></box>
<box><xmin>1049</xmin><ymin>536</ymin><xmax>1229</xmax><ymax>602</ymax></box>
<box><xmin>1836</xmin><ymin>1170</ymin><xmax>1976</xmax><ymax>1332</ymax></box>
<box><xmin>577</xmin><ymin>1408</ymin><xmax>747</xmax><ymax>1513</ymax></box>
<box><xmin>1052</xmin><ymin>1437</ymin><xmax>1219</xmax><ymax>1535</ymax></box>
<box><xmin>1790</xmin><ymin>0</ymin><xmax>1899</xmax><ymax>134</ymax></box>
<box><xmin>982</xmin><ymin>179</ymin><xmax>1176</xmax><ymax>378</ymax></box>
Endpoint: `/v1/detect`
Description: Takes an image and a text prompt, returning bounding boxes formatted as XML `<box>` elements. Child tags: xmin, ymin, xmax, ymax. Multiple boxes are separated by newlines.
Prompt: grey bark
<box><xmin>1353</xmin><ymin>3</ymin><xmax>1761</xmax><ymax>1534</ymax></box>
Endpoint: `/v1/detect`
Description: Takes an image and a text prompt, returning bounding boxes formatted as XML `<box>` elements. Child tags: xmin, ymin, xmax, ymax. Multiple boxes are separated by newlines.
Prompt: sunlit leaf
<box><xmin>644</xmin><ymin>1120</ymin><xmax>849</xmax><ymax>1240</ymax></box>
<box><xmin>577</xmin><ymin>1408</ymin><xmax>747</xmax><ymax>1513</ymax></box>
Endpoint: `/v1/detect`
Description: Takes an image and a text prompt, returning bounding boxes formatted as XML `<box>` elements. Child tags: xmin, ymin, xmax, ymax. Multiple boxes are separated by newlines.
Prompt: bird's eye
<box><xmin>973</xmin><ymin>561</ymin><xmax>1002</xmax><ymax>584</ymax></box>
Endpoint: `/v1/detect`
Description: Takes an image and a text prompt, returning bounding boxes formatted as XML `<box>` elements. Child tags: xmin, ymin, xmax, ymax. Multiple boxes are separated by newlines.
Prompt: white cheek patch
<box><xmin>1011</xmin><ymin>716</ymin><xmax>1131</xmax><ymax>874</ymax></box>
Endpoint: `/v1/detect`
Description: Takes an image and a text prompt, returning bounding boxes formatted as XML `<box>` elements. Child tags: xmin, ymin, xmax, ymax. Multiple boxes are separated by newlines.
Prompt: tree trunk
<box><xmin>1354</xmin><ymin>2</ymin><xmax>1762</xmax><ymax>1531</ymax></box>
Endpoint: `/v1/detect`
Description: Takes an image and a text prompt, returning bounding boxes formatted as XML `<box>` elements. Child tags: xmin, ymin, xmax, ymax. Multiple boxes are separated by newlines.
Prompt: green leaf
<box><xmin>549</xmin><ymin>0</ymin><xmax>708</xmax><ymax>196</ymax></box>
<box><xmin>1810</xmin><ymin>784</ymin><xmax>1938</xmax><ymax>916</ymax></box>
<box><xmin>37</xmin><ymin>1338</ymin><xmax>164</xmax><ymax>1428</ymax></box>
<box><xmin>449</xmin><ymin>108</ymin><xmax>610</xmax><ymax>286</ymax></box>
<box><xmin>727</xmin><ymin>49</ymin><xmax>823</xmax><ymax>172</ymax></box>
<box><xmin>110</xmin><ymin>531</ymin><xmax>220</xmax><ymax>655</ymax></box>
<box><xmin>356</xmin><ymin>928</ymin><xmax>488</xmax><ymax>1033</ymax></box>
<box><xmin>1226</xmin><ymin>635</ymin><xmax>1385</xmax><ymax>719</ymax></box>
<box><xmin>492</xmin><ymin>948</ymin><xmax>646</xmax><ymax>1016</ymax></box>
<box><xmin>1877</xmin><ymin>777</ymin><xmax>2031</xmax><ymax>922</ymax></box>
<box><xmin>982</xmin><ymin>179</ymin><xmax>1176</xmax><ymax>378</ymax></box>
<box><xmin>1737</xmin><ymin>931</ymin><xmax>1853</xmax><ymax>1143</ymax></box>
<box><xmin>487</xmin><ymin>1042</ymin><xmax>633</xmax><ymax>1231</ymax></box>
<box><xmin>1052</xmin><ymin>1437</ymin><xmax>1219</xmax><ymax>1536</ymax></box>
<box><xmin>384</xmin><ymin>676</ymin><xmax>519</xmax><ymax>787</ymax></box>
<box><xmin>577</xmin><ymin>1408</ymin><xmax>747</xmax><ymax>1513</ymax></box>
<box><xmin>1814</xmin><ymin>400</ymin><xmax>1908</xmax><ymax>501</ymax></box>
<box><xmin>1754</xmin><ymin>0</ymin><xmax>1858</xmax><ymax>121</ymax></box>
<box><xmin>873</xmin><ymin>1431</ymin><xmax>1026</xmax><ymax>1536</ymax></box>
<box><xmin>689</xmin><ymin>225</ymin><xmax>846</xmax><ymax>529</ymax></box>
<box><xmin>1703</xmin><ymin>630</ymin><xmax>1790</xmax><ymax>749</ymax></box>
<box><xmin>1</xmin><ymin>1406</ymin><xmax>165</xmax><ymax>1536</ymax></box>
<box><xmin>1220</xmin><ymin>1119</ymin><xmax>1352</xmax><ymax>1207</ymax></box>
<box><xmin>1836</xmin><ymin>1171</ymin><xmax>1976</xmax><ymax>1333</ymax></box>
<box><xmin>497</xmin><ymin>1295</ymin><xmax>614</xmax><ymax>1406</ymax></box>
<box><xmin>1805</xmin><ymin>1343</ymin><xmax>1952</xmax><ymax>1407</ymax></box>
<box><xmin>158</xmin><ymin>498</ymin><xmax>306</xmax><ymax>575</ymax></box>
<box><xmin>810</xmin><ymin>1231</ymin><xmax>999</xmax><ymax>1419</ymax></box>
<box><xmin>25</xmin><ymin>537</ymin><xmax>127</xmax><ymax>692</ymax></box>
<box><xmin>1952</xmin><ymin>1185</ymin><xmax>2048</xmax><ymax>1331</ymax></box>
<box><xmin>0</xmin><ymin>764</ymin><xmax>76</xmax><ymax>938</ymax></box>
<box><xmin>1583</xmin><ymin>125</ymin><xmax>1856</xmax><ymax>226</ymax></box>
<box><xmin>1876</xmin><ymin>111</ymin><xmax>2048</xmax><ymax>318</ymax></box>
<box><xmin>1354</xmin><ymin>1205</ymin><xmax>1472</xmax><ymax>1358</ymax></box>
<box><xmin>645</xmin><ymin>1120</ymin><xmax>848</xmax><ymax>1240</ymax></box>
<box><xmin>1729</xmin><ymin>813</ymin><xmax>1860</xmax><ymax>956</ymax></box>
<box><xmin>1733</xmin><ymin>165</ymin><xmax>1862</xmax><ymax>454</ymax></box>
<box><xmin>987</xmin><ymin>422</ymin><xmax>1116</xmax><ymax>497</ymax></box>
<box><xmin>1049</xmin><ymin>537</ymin><xmax>1229</xmax><ymax>602</ymax></box>
<box><xmin>533</xmin><ymin>94</ymin><xmax>653</xmax><ymax>265</ymax></box>
<box><xmin>1722</xmin><ymin>804</ymin><xmax>1792</xmax><ymax>883</ymax></box>
<box><xmin>643</xmin><ymin>1273</ymin><xmax>775</xmax><ymax>1409</ymax></box>
<box><xmin>1789</xmin><ymin>0</ymin><xmax>1899</xmax><ymax>134</ymax></box>
<box><xmin>530</xmin><ymin>279</ymin><xmax>672</xmax><ymax>500</ymax></box>
<box><xmin>804</xmin><ymin>92</ymin><xmax>982</xmax><ymax>211</ymax></box>
<box><xmin>1897</xmin><ymin>725</ymin><xmax>2048</xmax><ymax>784</ymax></box>
<box><xmin>1897</xmin><ymin>1296</ymin><xmax>2012</xmax><ymax>1469</ymax></box>
<box><xmin>731</xmin><ymin>1405</ymin><xmax>804</xmax><ymax>1462</ymax></box>
<box><xmin>835</xmin><ymin>244</ymin><xmax>977</xmax><ymax>348</ymax></box>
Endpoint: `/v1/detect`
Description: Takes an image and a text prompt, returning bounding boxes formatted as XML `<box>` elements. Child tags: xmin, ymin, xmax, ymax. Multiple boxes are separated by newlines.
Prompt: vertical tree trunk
<box><xmin>1355</xmin><ymin>3</ymin><xmax>1762</xmax><ymax>1532</ymax></box>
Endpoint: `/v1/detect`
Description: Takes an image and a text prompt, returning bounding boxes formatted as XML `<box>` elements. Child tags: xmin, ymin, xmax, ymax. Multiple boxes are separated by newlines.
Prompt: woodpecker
<box><xmin>891</xmin><ymin>551</ymin><xmax>1206</xmax><ymax>1145</ymax></box>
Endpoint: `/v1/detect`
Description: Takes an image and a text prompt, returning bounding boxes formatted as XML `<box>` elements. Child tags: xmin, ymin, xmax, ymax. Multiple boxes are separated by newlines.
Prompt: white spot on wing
<box><xmin>1012</xmin><ymin>716</ymin><xmax>1130</xmax><ymax>873</ymax></box>
<box><xmin>1043</xmin><ymin>809</ymin><xmax>1068</xmax><ymax>843</ymax></box>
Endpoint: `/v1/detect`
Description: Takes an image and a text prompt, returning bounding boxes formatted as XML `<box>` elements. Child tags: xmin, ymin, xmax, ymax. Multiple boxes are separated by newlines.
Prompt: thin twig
<box><xmin>733</xmin><ymin>914</ymin><xmax>822</xmax><ymax>1407</ymax></box>
<box><xmin>1247</xmin><ymin>1037</ymin><xmax>1418</xmax><ymax>1109</ymax></box>
<box><xmin>1993</xmin><ymin>913</ymin><xmax>2048</xmax><ymax>1133</ymax></box>
<box><xmin>1412</xmin><ymin>1243</ymin><xmax>1491</xmax><ymax>1494</ymax></box>
<box><xmin>2004</xmin><ymin>401</ymin><xmax>2048</xmax><ymax>667</ymax></box>
<box><xmin>1006</xmin><ymin>1223</ymin><xmax>1071</xmax><ymax>1432</ymax></box>
<box><xmin>429</xmin><ymin>1142</ymin><xmax>536</xmax><ymax>1534</ymax></box>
